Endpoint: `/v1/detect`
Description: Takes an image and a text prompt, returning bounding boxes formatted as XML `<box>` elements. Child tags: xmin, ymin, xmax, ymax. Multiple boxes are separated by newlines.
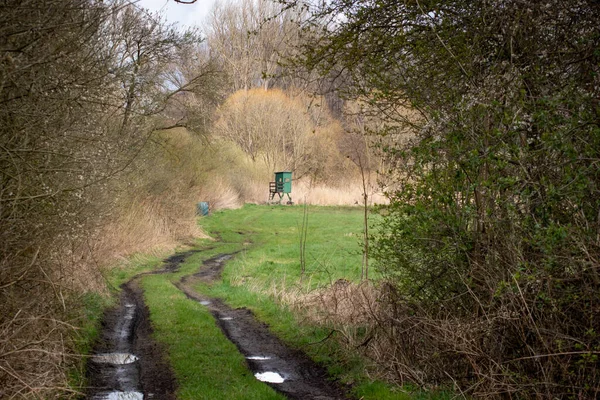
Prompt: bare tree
<box><xmin>214</xmin><ymin>88</ymin><xmax>313</xmax><ymax>174</ymax></box>
<box><xmin>0</xmin><ymin>1</ymin><xmax>212</xmax><ymax>397</ymax></box>
<box><xmin>205</xmin><ymin>0</ymin><xmax>305</xmax><ymax>92</ymax></box>
<box><xmin>340</xmin><ymin>129</ymin><xmax>374</xmax><ymax>281</ymax></box>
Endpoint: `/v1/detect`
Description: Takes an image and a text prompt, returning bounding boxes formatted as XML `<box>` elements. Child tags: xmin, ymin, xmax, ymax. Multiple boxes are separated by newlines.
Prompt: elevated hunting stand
<box><xmin>269</xmin><ymin>171</ymin><xmax>293</xmax><ymax>204</ymax></box>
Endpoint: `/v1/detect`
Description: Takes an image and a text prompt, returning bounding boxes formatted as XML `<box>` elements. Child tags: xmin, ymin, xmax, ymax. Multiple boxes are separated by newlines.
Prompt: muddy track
<box><xmin>88</xmin><ymin>249</ymin><xmax>347</xmax><ymax>399</ymax></box>
<box><xmin>86</xmin><ymin>251</ymin><xmax>199</xmax><ymax>399</ymax></box>
<box><xmin>175</xmin><ymin>253</ymin><xmax>349</xmax><ymax>400</ymax></box>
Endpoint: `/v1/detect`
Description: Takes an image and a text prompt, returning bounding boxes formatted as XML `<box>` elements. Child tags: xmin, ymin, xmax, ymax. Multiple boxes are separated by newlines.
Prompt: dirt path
<box><xmin>86</xmin><ymin>251</ymin><xmax>198</xmax><ymax>399</ymax></box>
<box><xmin>87</xmin><ymin>249</ymin><xmax>347</xmax><ymax>399</ymax></box>
<box><xmin>175</xmin><ymin>253</ymin><xmax>348</xmax><ymax>400</ymax></box>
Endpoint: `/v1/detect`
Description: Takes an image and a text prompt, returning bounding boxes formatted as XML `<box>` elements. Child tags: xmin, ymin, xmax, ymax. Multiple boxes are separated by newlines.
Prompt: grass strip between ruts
<box><xmin>94</xmin><ymin>205</ymin><xmax>453</xmax><ymax>400</ymax></box>
<box><xmin>140</xmin><ymin>272</ymin><xmax>286</xmax><ymax>400</ymax></box>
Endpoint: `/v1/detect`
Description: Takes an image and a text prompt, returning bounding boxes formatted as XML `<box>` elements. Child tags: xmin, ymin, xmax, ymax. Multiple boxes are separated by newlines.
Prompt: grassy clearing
<box><xmin>200</xmin><ymin>204</ymin><xmax>369</xmax><ymax>289</ymax></box>
<box><xmin>191</xmin><ymin>204</ymin><xmax>452</xmax><ymax>400</ymax></box>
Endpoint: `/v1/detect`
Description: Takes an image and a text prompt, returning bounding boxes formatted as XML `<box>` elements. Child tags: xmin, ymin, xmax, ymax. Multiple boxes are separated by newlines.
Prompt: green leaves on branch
<box><xmin>286</xmin><ymin>0</ymin><xmax>600</xmax><ymax>396</ymax></box>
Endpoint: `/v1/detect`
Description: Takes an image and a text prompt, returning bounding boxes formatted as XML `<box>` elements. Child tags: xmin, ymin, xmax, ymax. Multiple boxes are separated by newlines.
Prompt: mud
<box><xmin>88</xmin><ymin>248</ymin><xmax>347</xmax><ymax>400</ymax></box>
<box><xmin>189</xmin><ymin>253</ymin><xmax>234</xmax><ymax>281</ymax></box>
<box><xmin>85</xmin><ymin>251</ymin><xmax>200</xmax><ymax>399</ymax></box>
<box><xmin>152</xmin><ymin>250</ymin><xmax>202</xmax><ymax>274</ymax></box>
<box><xmin>176</xmin><ymin>254</ymin><xmax>348</xmax><ymax>400</ymax></box>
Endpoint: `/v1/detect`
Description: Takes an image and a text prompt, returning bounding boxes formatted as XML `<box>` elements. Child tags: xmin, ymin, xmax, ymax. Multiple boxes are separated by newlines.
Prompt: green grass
<box><xmin>94</xmin><ymin>204</ymin><xmax>452</xmax><ymax>399</ymax></box>
<box><xmin>200</xmin><ymin>204</ymin><xmax>371</xmax><ymax>289</ymax></box>
<box><xmin>140</xmin><ymin>274</ymin><xmax>285</xmax><ymax>400</ymax></box>
<box><xmin>105</xmin><ymin>252</ymin><xmax>169</xmax><ymax>289</ymax></box>
<box><xmin>190</xmin><ymin>204</ymin><xmax>452</xmax><ymax>399</ymax></box>
<box><xmin>68</xmin><ymin>291</ymin><xmax>114</xmax><ymax>393</ymax></box>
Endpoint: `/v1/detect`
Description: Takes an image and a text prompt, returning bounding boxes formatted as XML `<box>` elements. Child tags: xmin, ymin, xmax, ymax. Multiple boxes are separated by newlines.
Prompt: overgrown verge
<box><xmin>0</xmin><ymin>0</ymin><xmax>218</xmax><ymax>395</ymax></box>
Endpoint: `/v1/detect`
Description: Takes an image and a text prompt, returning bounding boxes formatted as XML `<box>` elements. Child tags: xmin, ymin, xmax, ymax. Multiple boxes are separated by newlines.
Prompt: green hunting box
<box><xmin>269</xmin><ymin>171</ymin><xmax>293</xmax><ymax>204</ymax></box>
<box><xmin>275</xmin><ymin>171</ymin><xmax>292</xmax><ymax>193</ymax></box>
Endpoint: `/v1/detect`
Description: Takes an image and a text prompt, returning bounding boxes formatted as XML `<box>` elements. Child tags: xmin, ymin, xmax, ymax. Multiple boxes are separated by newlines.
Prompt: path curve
<box><xmin>175</xmin><ymin>253</ymin><xmax>348</xmax><ymax>400</ymax></box>
<box><xmin>87</xmin><ymin>249</ymin><xmax>348</xmax><ymax>399</ymax></box>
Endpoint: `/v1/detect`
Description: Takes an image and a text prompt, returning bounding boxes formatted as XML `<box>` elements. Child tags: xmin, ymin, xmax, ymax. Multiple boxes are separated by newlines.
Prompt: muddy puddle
<box><xmin>176</xmin><ymin>253</ymin><xmax>348</xmax><ymax>400</ymax></box>
<box><xmin>92</xmin><ymin>353</ymin><xmax>138</xmax><ymax>364</ymax></box>
<box><xmin>85</xmin><ymin>252</ymin><xmax>196</xmax><ymax>399</ymax></box>
<box><xmin>93</xmin><ymin>391</ymin><xmax>143</xmax><ymax>400</ymax></box>
<box><xmin>256</xmin><ymin>371</ymin><xmax>286</xmax><ymax>383</ymax></box>
<box><xmin>88</xmin><ymin>249</ymin><xmax>346</xmax><ymax>399</ymax></box>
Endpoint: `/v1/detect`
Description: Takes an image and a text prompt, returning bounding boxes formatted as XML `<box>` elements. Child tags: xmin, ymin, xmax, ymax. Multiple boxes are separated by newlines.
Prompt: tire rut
<box><xmin>86</xmin><ymin>250</ymin><xmax>200</xmax><ymax>399</ymax></box>
<box><xmin>175</xmin><ymin>253</ymin><xmax>349</xmax><ymax>400</ymax></box>
<box><xmin>88</xmin><ymin>248</ymin><xmax>348</xmax><ymax>399</ymax></box>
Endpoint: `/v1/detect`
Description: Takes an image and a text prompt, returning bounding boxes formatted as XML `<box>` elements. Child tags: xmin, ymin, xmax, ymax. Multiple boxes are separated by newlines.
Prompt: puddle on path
<box><xmin>87</xmin><ymin>280</ymin><xmax>177</xmax><ymax>399</ymax></box>
<box><xmin>255</xmin><ymin>372</ymin><xmax>285</xmax><ymax>383</ymax></box>
<box><xmin>92</xmin><ymin>353</ymin><xmax>138</xmax><ymax>365</ymax></box>
<box><xmin>88</xmin><ymin>251</ymin><xmax>202</xmax><ymax>399</ymax></box>
<box><xmin>175</xmin><ymin>253</ymin><xmax>348</xmax><ymax>399</ymax></box>
<box><xmin>92</xmin><ymin>391</ymin><xmax>143</xmax><ymax>400</ymax></box>
<box><xmin>87</xmin><ymin>290</ymin><xmax>141</xmax><ymax>398</ymax></box>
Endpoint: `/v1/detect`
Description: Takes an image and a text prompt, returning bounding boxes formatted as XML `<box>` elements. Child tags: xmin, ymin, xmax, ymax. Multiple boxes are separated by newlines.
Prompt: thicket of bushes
<box><xmin>0</xmin><ymin>1</ymin><xmax>216</xmax><ymax>396</ymax></box>
<box><xmin>289</xmin><ymin>0</ymin><xmax>600</xmax><ymax>397</ymax></box>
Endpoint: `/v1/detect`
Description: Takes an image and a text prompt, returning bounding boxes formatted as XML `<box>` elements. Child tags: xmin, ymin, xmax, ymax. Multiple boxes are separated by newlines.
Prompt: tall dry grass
<box><xmin>93</xmin><ymin>129</ymin><xmax>274</xmax><ymax>264</ymax></box>
<box><xmin>228</xmin><ymin>269</ymin><xmax>390</xmax><ymax>381</ymax></box>
<box><xmin>292</xmin><ymin>179</ymin><xmax>387</xmax><ymax>206</ymax></box>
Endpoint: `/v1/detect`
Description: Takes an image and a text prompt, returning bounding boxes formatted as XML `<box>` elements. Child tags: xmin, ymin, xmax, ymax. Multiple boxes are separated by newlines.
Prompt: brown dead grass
<box><xmin>297</xmin><ymin>279</ymin><xmax>381</xmax><ymax>326</ymax></box>
<box><xmin>234</xmin><ymin>276</ymin><xmax>396</xmax><ymax>383</ymax></box>
<box><xmin>293</xmin><ymin>180</ymin><xmax>387</xmax><ymax>206</ymax></box>
<box><xmin>95</xmin><ymin>198</ymin><xmax>205</xmax><ymax>266</ymax></box>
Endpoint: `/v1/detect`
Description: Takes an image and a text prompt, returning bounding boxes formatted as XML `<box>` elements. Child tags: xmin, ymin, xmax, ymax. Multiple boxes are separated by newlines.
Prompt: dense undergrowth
<box><xmin>286</xmin><ymin>0</ymin><xmax>600</xmax><ymax>397</ymax></box>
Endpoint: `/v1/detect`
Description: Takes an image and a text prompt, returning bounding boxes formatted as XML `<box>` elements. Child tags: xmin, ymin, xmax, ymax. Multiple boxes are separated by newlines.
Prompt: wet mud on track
<box><xmin>175</xmin><ymin>253</ymin><xmax>348</xmax><ymax>400</ymax></box>
<box><xmin>86</xmin><ymin>251</ymin><xmax>199</xmax><ymax>399</ymax></box>
<box><xmin>87</xmin><ymin>249</ymin><xmax>347</xmax><ymax>399</ymax></box>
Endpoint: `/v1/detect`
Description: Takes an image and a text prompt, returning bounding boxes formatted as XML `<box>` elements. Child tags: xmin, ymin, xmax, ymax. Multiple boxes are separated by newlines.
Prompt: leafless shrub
<box><xmin>0</xmin><ymin>1</ymin><xmax>211</xmax><ymax>396</ymax></box>
<box><xmin>340</xmin><ymin>268</ymin><xmax>600</xmax><ymax>398</ymax></box>
<box><xmin>302</xmin><ymin>280</ymin><xmax>379</xmax><ymax>326</ymax></box>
